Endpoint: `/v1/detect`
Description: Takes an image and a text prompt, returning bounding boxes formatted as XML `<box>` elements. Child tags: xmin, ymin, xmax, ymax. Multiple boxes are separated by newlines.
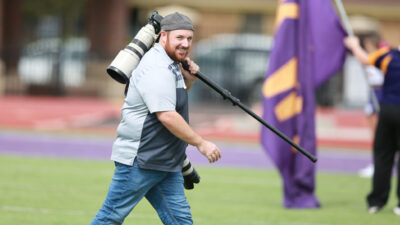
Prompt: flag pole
<box><xmin>334</xmin><ymin>0</ymin><xmax>380</xmax><ymax>112</ymax></box>
<box><xmin>334</xmin><ymin>0</ymin><xmax>354</xmax><ymax>36</ymax></box>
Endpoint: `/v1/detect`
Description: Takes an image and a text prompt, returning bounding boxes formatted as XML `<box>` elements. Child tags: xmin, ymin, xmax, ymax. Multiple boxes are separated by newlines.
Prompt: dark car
<box><xmin>191</xmin><ymin>34</ymin><xmax>272</xmax><ymax>105</ymax></box>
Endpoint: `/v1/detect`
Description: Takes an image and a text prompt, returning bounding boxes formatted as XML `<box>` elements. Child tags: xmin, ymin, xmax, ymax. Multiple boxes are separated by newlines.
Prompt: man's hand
<box><xmin>180</xmin><ymin>57</ymin><xmax>199</xmax><ymax>90</ymax></box>
<box><xmin>196</xmin><ymin>140</ymin><xmax>222</xmax><ymax>163</ymax></box>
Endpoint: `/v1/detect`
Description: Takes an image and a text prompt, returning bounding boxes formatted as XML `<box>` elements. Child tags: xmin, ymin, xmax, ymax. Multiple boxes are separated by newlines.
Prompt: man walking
<box><xmin>90</xmin><ymin>12</ymin><xmax>222</xmax><ymax>225</ymax></box>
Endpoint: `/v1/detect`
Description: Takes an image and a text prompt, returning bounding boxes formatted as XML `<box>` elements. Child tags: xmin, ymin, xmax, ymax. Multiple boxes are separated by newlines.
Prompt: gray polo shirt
<box><xmin>111</xmin><ymin>43</ymin><xmax>189</xmax><ymax>172</ymax></box>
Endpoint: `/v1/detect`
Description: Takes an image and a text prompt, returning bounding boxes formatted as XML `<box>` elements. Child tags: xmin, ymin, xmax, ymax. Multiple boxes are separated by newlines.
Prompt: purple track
<box><xmin>0</xmin><ymin>132</ymin><xmax>371</xmax><ymax>174</ymax></box>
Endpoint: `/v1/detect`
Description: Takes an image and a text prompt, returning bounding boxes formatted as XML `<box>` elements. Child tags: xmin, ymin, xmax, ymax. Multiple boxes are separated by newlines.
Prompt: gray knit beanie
<box><xmin>161</xmin><ymin>12</ymin><xmax>194</xmax><ymax>31</ymax></box>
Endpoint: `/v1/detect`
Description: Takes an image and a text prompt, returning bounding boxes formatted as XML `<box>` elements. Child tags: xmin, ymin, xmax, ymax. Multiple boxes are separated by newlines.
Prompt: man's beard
<box><xmin>165</xmin><ymin>40</ymin><xmax>188</xmax><ymax>62</ymax></box>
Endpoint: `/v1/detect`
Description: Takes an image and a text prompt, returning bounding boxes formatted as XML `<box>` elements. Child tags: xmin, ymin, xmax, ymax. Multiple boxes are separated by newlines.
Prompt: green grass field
<box><xmin>0</xmin><ymin>155</ymin><xmax>398</xmax><ymax>225</ymax></box>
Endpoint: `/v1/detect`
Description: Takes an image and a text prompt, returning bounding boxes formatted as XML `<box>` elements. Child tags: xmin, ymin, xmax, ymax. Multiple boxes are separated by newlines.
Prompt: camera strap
<box><xmin>124</xmin><ymin>80</ymin><xmax>130</xmax><ymax>96</ymax></box>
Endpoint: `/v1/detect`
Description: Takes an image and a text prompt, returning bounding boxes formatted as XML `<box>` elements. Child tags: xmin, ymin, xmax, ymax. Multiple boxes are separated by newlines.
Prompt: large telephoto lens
<box><xmin>106</xmin><ymin>11</ymin><xmax>163</xmax><ymax>84</ymax></box>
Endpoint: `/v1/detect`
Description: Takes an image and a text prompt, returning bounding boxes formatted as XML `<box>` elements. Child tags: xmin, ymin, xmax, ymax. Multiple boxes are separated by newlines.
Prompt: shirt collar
<box><xmin>154</xmin><ymin>43</ymin><xmax>175</xmax><ymax>66</ymax></box>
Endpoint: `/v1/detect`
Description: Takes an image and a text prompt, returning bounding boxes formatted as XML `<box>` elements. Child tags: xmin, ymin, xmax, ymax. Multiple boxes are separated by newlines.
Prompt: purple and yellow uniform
<box><xmin>368</xmin><ymin>47</ymin><xmax>400</xmax><ymax>105</ymax></box>
<box><xmin>366</xmin><ymin>46</ymin><xmax>400</xmax><ymax>211</ymax></box>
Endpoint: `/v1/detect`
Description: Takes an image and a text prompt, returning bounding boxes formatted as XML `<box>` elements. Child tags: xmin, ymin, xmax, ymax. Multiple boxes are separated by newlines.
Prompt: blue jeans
<box><xmin>90</xmin><ymin>160</ymin><xmax>192</xmax><ymax>225</ymax></box>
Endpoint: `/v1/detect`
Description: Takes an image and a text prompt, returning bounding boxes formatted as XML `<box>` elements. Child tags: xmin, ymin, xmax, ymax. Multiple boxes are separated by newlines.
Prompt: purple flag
<box><xmin>261</xmin><ymin>0</ymin><xmax>346</xmax><ymax>208</ymax></box>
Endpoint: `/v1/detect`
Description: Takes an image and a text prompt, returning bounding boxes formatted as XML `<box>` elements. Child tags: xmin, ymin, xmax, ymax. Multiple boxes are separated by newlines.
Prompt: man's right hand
<box><xmin>196</xmin><ymin>140</ymin><xmax>221</xmax><ymax>163</ymax></box>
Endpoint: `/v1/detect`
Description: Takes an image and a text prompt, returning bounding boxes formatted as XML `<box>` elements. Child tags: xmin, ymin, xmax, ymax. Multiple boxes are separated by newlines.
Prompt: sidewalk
<box><xmin>0</xmin><ymin>96</ymin><xmax>373</xmax><ymax>150</ymax></box>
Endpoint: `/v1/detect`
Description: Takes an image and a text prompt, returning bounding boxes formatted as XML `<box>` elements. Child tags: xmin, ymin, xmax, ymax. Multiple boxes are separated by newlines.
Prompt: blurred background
<box><xmin>0</xmin><ymin>0</ymin><xmax>399</xmax><ymax>151</ymax></box>
<box><xmin>1</xmin><ymin>1</ymin><xmax>400</xmax><ymax>224</ymax></box>
<box><xmin>0</xmin><ymin>0</ymin><xmax>398</xmax><ymax>106</ymax></box>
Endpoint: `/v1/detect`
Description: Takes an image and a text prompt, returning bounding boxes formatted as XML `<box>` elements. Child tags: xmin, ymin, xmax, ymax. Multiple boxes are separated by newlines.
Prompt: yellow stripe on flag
<box><xmin>263</xmin><ymin>58</ymin><xmax>297</xmax><ymax>98</ymax></box>
<box><xmin>274</xmin><ymin>91</ymin><xmax>303</xmax><ymax>122</ymax></box>
<box><xmin>275</xmin><ymin>2</ymin><xmax>299</xmax><ymax>30</ymax></box>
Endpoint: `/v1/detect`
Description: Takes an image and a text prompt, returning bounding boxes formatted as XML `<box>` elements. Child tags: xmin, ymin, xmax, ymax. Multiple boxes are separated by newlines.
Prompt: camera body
<box><xmin>106</xmin><ymin>11</ymin><xmax>163</xmax><ymax>84</ymax></box>
<box><xmin>182</xmin><ymin>157</ymin><xmax>200</xmax><ymax>189</ymax></box>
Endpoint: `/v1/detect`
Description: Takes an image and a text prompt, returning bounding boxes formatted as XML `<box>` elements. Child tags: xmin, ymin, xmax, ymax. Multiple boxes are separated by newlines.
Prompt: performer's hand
<box><xmin>344</xmin><ymin>36</ymin><xmax>369</xmax><ymax>65</ymax></box>
<box><xmin>344</xmin><ymin>36</ymin><xmax>360</xmax><ymax>51</ymax></box>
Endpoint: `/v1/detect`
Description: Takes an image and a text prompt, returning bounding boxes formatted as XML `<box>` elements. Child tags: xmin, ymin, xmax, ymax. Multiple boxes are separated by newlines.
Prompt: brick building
<box><xmin>0</xmin><ymin>0</ymin><xmax>399</xmax><ymax>98</ymax></box>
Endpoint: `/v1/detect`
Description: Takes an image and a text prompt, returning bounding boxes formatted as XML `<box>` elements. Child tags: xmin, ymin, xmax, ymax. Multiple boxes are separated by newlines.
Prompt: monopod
<box><xmin>181</xmin><ymin>61</ymin><xmax>317</xmax><ymax>163</ymax></box>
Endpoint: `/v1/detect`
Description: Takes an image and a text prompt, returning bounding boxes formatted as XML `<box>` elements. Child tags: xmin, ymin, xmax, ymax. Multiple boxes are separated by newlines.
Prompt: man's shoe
<box><xmin>394</xmin><ymin>206</ymin><xmax>400</xmax><ymax>216</ymax></box>
<box><xmin>368</xmin><ymin>206</ymin><xmax>381</xmax><ymax>214</ymax></box>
